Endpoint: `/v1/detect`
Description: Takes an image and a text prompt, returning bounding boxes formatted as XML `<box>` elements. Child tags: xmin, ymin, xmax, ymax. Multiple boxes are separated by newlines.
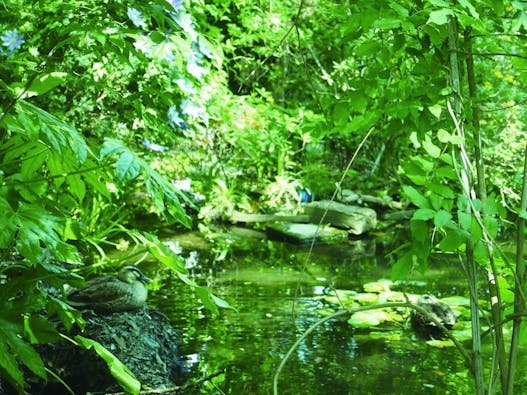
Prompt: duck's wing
<box><xmin>67</xmin><ymin>276</ymin><xmax>122</xmax><ymax>304</ymax></box>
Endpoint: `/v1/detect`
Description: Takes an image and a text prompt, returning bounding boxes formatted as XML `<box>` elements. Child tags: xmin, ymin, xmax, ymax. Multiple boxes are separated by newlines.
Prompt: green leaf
<box><xmin>0</xmin><ymin>194</ymin><xmax>17</xmax><ymax>248</ymax></box>
<box><xmin>438</xmin><ymin>228</ymin><xmax>466</xmax><ymax>251</ymax></box>
<box><xmin>373</xmin><ymin>18</ymin><xmax>401</xmax><ymax>29</ymax></box>
<box><xmin>428</xmin><ymin>104</ymin><xmax>442</xmax><ymax>119</ymax></box>
<box><xmin>413</xmin><ymin>208</ymin><xmax>436</xmax><ymax>221</ymax></box>
<box><xmin>434</xmin><ymin>210</ymin><xmax>452</xmax><ymax>228</ymax></box>
<box><xmin>437</xmin><ymin>128</ymin><xmax>464</xmax><ymax>144</ymax></box>
<box><xmin>427</xmin><ymin>9</ymin><xmax>453</xmax><ymax>25</ymax></box>
<box><xmin>136</xmin><ymin>233</ymin><xmax>187</xmax><ymax>273</ymax></box>
<box><xmin>75</xmin><ymin>335</ymin><xmax>141</xmax><ymax>395</ymax></box>
<box><xmin>25</xmin><ymin>72</ymin><xmax>68</xmax><ymax>97</ymax></box>
<box><xmin>195</xmin><ymin>286</ymin><xmax>219</xmax><ymax>314</ymax></box>
<box><xmin>24</xmin><ymin>315</ymin><xmax>60</xmax><ymax>344</ymax></box>
<box><xmin>0</xmin><ymin>322</ymin><xmax>46</xmax><ymax>380</ymax></box>
<box><xmin>410</xmin><ymin>219</ymin><xmax>429</xmax><ymax>243</ymax></box>
<box><xmin>428</xmin><ymin>183</ymin><xmax>455</xmax><ymax>198</ymax></box>
<box><xmin>423</xmin><ymin>135</ymin><xmax>441</xmax><ymax>158</ymax></box>
<box><xmin>101</xmin><ymin>139</ymin><xmax>191</xmax><ymax>227</ymax></box>
<box><xmin>458</xmin><ymin>211</ymin><xmax>472</xmax><ymax>230</ymax></box>
<box><xmin>116</xmin><ymin>150</ymin><xmax>141</xmax><ymax>181</ymax></box>
<box><xmin>391</xmin><ymin>253</ymin><xmax>413</xmax><ymax>281</ymax></box>
<box><xmin>403</xmin><ymin>185</ymin><xmax>430</xmax><ymax>209</ymax></box>
<box><xmin>16</xmin><ymin>100</ymin><xmax>87</xmax><ymax>162</ymax></box>
<box><xmin>0</xmin><ymin>338</ymin><xmax>25</xmax><ymax>391</ymax></box>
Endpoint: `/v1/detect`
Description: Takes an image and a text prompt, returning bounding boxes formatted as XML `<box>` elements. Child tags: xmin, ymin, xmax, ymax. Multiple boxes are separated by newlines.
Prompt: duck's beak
<box><xmin>139</xmin><ymin>273</ymin><xmax>153</xmax><ymax>283</ymax></box>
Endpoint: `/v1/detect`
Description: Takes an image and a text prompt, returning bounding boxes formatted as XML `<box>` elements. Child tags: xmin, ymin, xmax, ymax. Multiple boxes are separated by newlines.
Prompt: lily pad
<box><xmin>363</xmin><ymin>279</ymin><xmax>394</xmax><ymax>293</ymax></box>
<box><xmin>348</xmin><ymin>310</ymin><xmax>392</xmax><ymax>328</ymax></box>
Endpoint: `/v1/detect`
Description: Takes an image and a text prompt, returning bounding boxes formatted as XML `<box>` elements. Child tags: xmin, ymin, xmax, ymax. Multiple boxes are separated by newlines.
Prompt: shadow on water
<box><xmin>143</xmin><ymin>229</ymin><xmax>516</xmax><ymax>394</ymax></box>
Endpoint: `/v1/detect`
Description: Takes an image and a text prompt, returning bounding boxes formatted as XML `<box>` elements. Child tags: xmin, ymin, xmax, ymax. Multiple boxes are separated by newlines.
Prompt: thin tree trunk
<box><xmin>465</xmin><ymin>27</ymin><xmax>507</xmax><ymax>392</ymax></box>
<box><xmin>505</xmin><ymin>146</ymin><xmax>527</xmax><ymax>394</ymax></box>
<box><xmin>448</xmin><ymin>17</ymin><xmax>485</xmax><ymax>395</ymax></box>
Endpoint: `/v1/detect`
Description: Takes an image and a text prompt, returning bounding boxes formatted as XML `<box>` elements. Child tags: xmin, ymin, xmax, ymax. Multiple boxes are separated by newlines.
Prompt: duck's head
<box><xmin>118</xmin><ymin>265</ymin><xmax>152</xmax><ymax>284</ymax></box>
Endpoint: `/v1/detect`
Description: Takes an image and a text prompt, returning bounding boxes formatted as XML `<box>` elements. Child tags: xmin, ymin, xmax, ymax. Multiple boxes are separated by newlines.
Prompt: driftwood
<box><xmin>229</xmin><ymin>211</ymin><xmax>311</xmax><ymax>223</ymax></box>
<box><xmin>337</xmin><ymin>189</ymin><xmax>403</xmax><ymax>209</ymax></box>
<box><xmin>303</xmin><ymin>200</ymin><xmax>377</xmax><ymax>235</ymax></box>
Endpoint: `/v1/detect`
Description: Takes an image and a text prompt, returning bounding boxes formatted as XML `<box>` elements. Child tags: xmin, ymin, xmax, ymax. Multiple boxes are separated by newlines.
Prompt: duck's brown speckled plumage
<box><xmin>67</xmin><ymin>265</ymin><xmax>152</xmax><ymax>312</ymax></box>
<box><xmin>411</xmin><ymin>294</ymin><xmax>457</xmax><ymax>339</ymax></box>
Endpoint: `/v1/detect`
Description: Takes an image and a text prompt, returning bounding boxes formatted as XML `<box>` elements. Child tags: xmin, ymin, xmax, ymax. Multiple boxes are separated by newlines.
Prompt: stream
<box><xmin>143</xmin><ymin>228</ymin><xmax>524</xmax><ymax>394</ymax></box>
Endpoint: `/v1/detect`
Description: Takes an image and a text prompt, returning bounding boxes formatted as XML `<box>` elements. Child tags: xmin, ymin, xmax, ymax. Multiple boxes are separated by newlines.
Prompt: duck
<box><xmin>67</xmin><ymin>265</ymin><xmax>152</xmax><ymax>313</ymax></box>
<box><xmin>411</xmin><ymin>294</ymin><xmax>457</xmax><ymax>339</ymax></box>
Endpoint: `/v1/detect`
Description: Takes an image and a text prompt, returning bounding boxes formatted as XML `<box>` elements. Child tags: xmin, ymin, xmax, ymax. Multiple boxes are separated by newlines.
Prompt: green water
<box><xmin>143</xmin><ymin>230</ymin><xmax>515</xmax><ymax>394</ymax></box>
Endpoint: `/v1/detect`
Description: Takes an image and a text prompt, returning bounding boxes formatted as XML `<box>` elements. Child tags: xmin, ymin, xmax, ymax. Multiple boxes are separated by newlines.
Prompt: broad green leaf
<box><xmin>136</xmin><ymin>233</ymin><xmax>187</xmax><ymax>273</ymax></box>
<box><xmin>438</xmin><ymin>228</ymin><xmax>466</xmax><ymax>251</ymax></box>
<box><xmin>373</xmin><ymin>18</ymin><xmax>401</xmax><ymax>29</ymax></box>
<box><xmin>413</xmin><ymin>208</ymin><xmax>436</xmax><ymax>221</ymax></box>
<box><xmin>430</xmin><ymin>193</ymin><xmax>444</xmax><ymax>211</ymax></box>
<box><xmin>101</xmin><ymin>139</ymin><xmax>191</xmax><ymax>227</ymax></box>
<box><xmin>0</xmin><ymin>338</ymin><xmax>25</xmax><ymax>391</ymax></box>
<box><xmin>458</xmin><ymin>211</ymin><xmax>472</xmax><ymax>230</ymax></box>
<box><xmin>25</xmin><ymin>72</ymin><xmax>68</xmax><ymax>97</ymax></box>
<box><xmin>483</xmin><ymin>215</ymin><xmax>499</xmax><ymax>238</ymax></box>
<box><xmin>409</xmin><ymin>131</ymin><xmax>421</xmax><ymax>148</ymax></box>
<box><xmin>473</xmin><ymin>239</ymin><xmax>489</xmax><ymax>263</ymax></box>
<box><xmin>437</xmin><ymin>128</ymin><xmax>464</xmax><ymax>144</ymax></box>
<box><xmin>0</xmin><ymin>323</ymin><xmax>46</xmax><ymax>379</ymax></box>
<box><xmin>195</xmin><ymin>286</ymin><xmax>219</xmax><ymax>314</ymax></box>
<box><xmin>0</xmin><ymin>194</ymin><xmax>17</xmax><ymax>247</ymax></box>
<box><xmin>402</xmin><ymin>185</ymin><xmax>430</xmax><ymax>209</ymax></box>
<box><xmin>428</xmin><ymin>104</ymin><xmax>442</xmax><ymax>119</ymax></box>
<box><xmin>434</xmin><ymin>210</ymin><xmax>452</xmax><ymax>228</ymax></box>
<box><xmin>116</xmin><ymin>151</ymin><xmax>141</xmax><ymax>181</ymax></box>
<box><xmin>16</xmin><ymin>100</ymin><xmax>87</xmax><ymax>162</ymax></box>
<box><xmin>211</xmin><ymin>294</ymin><xmax>235</xmax><ymax>310</ymax></box>
<box><xmin>428</xmin><ymin>183</ymin><xmax>455</xmax><ymax>198</ymax></box>
<box><xmin>24</xmin><ymin>315</ymin><xmax>60</xmax><ymax>344</ymax></box>
<box><xmin>410</xmin><ymin>220</ymin><xmax>429</xmax><ymax>243</ymax></box>
<box><xmin>435</xmin><ymin>166</ymin><xmax>458</xmax><ymax>180</ymax></box>
<box><xmin>75</xmin><ymin>335</ymin><xmax>140</xmax><ymax>395</ymax></box>
<box><xmin>391</xmin><ymin>253</ymin><xmax>413</xmax><ymax>281</ymax></box>
<box><xmin>427</xmin><ymin>9</ymin><xmax>453</xmax><ymax>25</ymax></box>
<box><xmin>423</xmin><ymin>135</ymin><xmax>441</xmax><ymax>158</ymax></box>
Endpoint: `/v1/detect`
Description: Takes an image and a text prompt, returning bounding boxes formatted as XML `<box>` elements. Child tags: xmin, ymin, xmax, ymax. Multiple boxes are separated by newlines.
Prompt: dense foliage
<box><xmin>1</xmin><ymin>0</ymin><xmax>527</xmax><ymax>393</ymax></box>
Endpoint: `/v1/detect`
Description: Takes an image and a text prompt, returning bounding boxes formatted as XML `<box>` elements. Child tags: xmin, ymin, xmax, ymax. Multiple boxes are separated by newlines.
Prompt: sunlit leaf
<box><xmin>413</xmin><ymin>208</ymin><xmax>436</xmax><ymax>221</ymax></box>
<box><xmin>428</xmin><ymin>104</ymin><xmax>442</xmax><ymax>119</ymax></box>
<box><xmin>25</xmin><ymin>72</ymin><xmax>68</xmax><ymax>97</ymax></box>
<box><xmin>427</xmin><ymin>9</ymin><xmax>453</xmax><ymax>25</ymax></box>
<box><xmin>434</xmin><ymin>210</ymin><xmax>452</xmax><ymax>228</ymax></box>
<box><xmin>402</xmin><ymin>185</ymin><xmax>430</xmax><ymax>209</ymax></box>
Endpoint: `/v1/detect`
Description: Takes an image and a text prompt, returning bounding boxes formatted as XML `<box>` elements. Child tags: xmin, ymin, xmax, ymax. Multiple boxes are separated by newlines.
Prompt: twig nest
<box><xmin>411</xmin><ymin>294</ymin><xmax>456</xmax><ymax>339</ymax></box>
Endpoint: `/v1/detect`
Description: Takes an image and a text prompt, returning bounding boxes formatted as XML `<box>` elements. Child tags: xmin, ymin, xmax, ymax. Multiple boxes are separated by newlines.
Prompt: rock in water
<box><xmin>411</xmin><ymin>294</ymin><xmax>456</xmax><ymax>339</ymax></box>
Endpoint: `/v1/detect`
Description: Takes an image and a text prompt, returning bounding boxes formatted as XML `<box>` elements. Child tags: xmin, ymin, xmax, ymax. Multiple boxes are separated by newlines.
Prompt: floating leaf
<box><xmin>348</xmin><ymin>310</ymin><xmax>391</xmax><ymax>328</ymax></box>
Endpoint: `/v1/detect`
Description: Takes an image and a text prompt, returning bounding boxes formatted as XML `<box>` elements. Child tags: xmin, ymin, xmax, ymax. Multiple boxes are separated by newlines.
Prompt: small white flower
<box><xmin>127</xmin><ymin>7</ymin><xmax>147</xmax><ymax>29</ymax></box>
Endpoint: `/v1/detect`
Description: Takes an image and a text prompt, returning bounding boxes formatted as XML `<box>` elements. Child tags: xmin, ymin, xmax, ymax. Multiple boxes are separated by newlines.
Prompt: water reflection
<box><xmin>146</xmin><ymin>231</ymin><xmax>474</xmax><ymax>394</ymax></box>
